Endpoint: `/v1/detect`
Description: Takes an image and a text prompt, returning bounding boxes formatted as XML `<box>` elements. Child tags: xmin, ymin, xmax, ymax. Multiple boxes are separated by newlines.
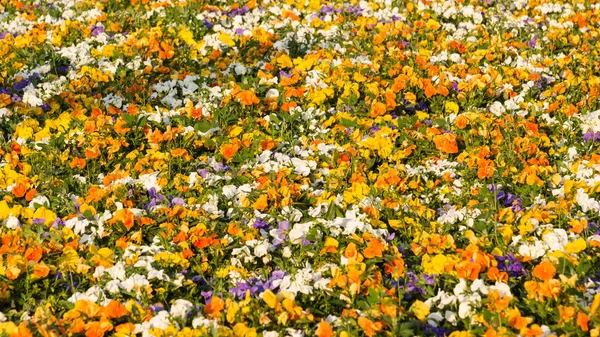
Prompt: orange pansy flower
<box><xmin>424</xmin><ymin>84</ymin><xmax>437</xmax><ymax>98</ymax></box>
<box><xmin>32</xmin><ymin>262</ymin><xmax>50</xmax><ymax>279</ymax></box>
<box><xmin>433</xmin><ymin>133</ymin><xmax>459</xmax><ymax>154</ymax></box>
<box><xmin>363</xmin><ymin>237</ymin><xmax>385</xmax><ymax>258</ymax></box>
<box><xmin>315</xmin><ymin>321</ymin><xmax>333</xmax><ymax>337</ymax></box>
<box><xmin>236</xmin><ymin>90</ymin><xmax>260</xmax><ymax>106</ymax></box>
<box><xmin>369</xmin><ymin>101</ymin><xmax>387</xmax><ymax>118</ymax></box>
<box><xmin>477</xmin><ymin>159</ymin><xmax>495</xmax><ymax>179</ymax></box>
<box><xmin>11</xmin><ymin>183</ymin><xmax>27</xmax><ymax>198</ymax></box>
<box><xmin>577</xmin><ymin>312</ymin><xmax>590</xmax><ymax>331</ymax></box>
<box><xmin>158</xmin><ymin>42</ymin><xmax>174</xmax><ymax>59</ymax></box>
<box><xmin>533</xmin><ymin>261</ymin><xmax>556</xmax><ymax>281</ymax></box>
<box><xmin>70</xmin><ymin>157</ymin><xmax>86</xmax><ymax>169</ymax></box>
<box><xmin>84</xmin><ymin>317</ymin><xmax>113</xmax><ymax>337</ymax></box>
<box><xmin>204</xmin><ymin>296</ymin><xmax>225</xmax><ymax>319</ymax></box>
<box><xmin>114</xmin><ymin>323</ymin><xmax>136</xmax><ymax>337</ymax></box>
<box><xmin>221</xmin><ymin>143</ymin><xmax>239</xmax><ymax>161</ymax></box>
<box><xmin>357</xmin><ymin>317</ymin><xmax>382</xmax><ymax>337</ymax></box>
<box><xmin>252</xmin><ymin>194</ymin><xmax>268</xmax><ymax>211</ymax></box>
<box><xmin>102</xmin><ymin>300</ymin><xmax>128</xmax><ymax>319</ymax></box>
<box><xmin>455</xmin><ymin>115</ymin><xmax>470</xmax><ymax>129</ymax></box>
<box><xmin>110</xmin><ymin>209</ymin><xmax>135</xmax><ymax>231</ymax></box>
<box><xmin>25</xmin><ymin>188</ymin><xmax>37</xmax><ymax>201</ymax></box>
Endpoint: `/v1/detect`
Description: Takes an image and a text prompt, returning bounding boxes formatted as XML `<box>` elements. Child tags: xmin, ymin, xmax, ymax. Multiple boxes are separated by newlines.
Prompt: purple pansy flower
<box><xmin>584</xmin><ymin>131</ymin><xmax>600</xmax><ymax>142</ymax></box>
<box><xmin>92</xmin><ymin>26</ymin><xmax>104</xmax><ymax>36</ymax></box>
<box><xmin>252</xmin><ymin>219</ymin><xmax>269</xmax><ymax>230</ymax></box>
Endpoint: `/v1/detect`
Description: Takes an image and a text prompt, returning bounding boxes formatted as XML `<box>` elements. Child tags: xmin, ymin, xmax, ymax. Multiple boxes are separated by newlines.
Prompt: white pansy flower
<box><xmin>29</xmin><ymin>195</ymin><xmax>50</xmax><ymax>208</ymax></box>
<box><xmin>489</xmin><ymin>101</ymin><xmax>505</xmax><ymax>116</ymax></box>
<box><xmin>265</xmin><ymin>88</ymin><xmax>279</xmax><ymax>100</ymax></box>
<box><xmin>543</xmin><ymin>229</ymin><xmax>568</xmax><ymax>251</ymax></box>
<box><xmin>489</xmin><ymin>282</ymin><xmax>512</xmax><ymax>298</ymax></box>
<box><xmin>137</xmin><ymin>172</ymin><xmax>161</xmax><ymax>191</ymax></box>
<box><xmin>518</xmin><ymin>240</ymin><xmax>546</xmax><ymax>259</ymax></box>
<box><xmin>170</xmin><ymin>299</ymin><xmax>194</xmax><ymax>319</ymax></box>
<box><xmin>222</xmin><ymin>185</ymin><xmax>238</xmax><ymax>199</ymax></box>
<box><xmin>5</xmin><ymin>215</ymin><xmax>19</xmax><ymax>230</ymax></box>
<box><xmin>458</xmin><ymin>302</ymin><xmax>472</xmax><ymax>319</ymax></box>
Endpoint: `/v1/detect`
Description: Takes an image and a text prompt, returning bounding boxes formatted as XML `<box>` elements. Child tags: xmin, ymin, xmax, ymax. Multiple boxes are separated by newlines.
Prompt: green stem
<box><xmin>69</xmin><ymin>272</ymin><xmax>76</xmax><ymax>294</ymax></box>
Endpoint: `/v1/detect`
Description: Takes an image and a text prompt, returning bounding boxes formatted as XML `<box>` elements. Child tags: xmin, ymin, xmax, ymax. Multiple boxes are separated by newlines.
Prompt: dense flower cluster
<box><xmin>1</xmin><ymin>0</ymin><xmax>600</xmax><ymax>335</ymax></box>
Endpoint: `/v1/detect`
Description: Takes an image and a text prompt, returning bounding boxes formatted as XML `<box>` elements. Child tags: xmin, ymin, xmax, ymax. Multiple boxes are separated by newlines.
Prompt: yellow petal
<box><xmin>263</xmin><ymin>290</ymin><xmax>277</xmax><ymax>309</ymax></box>
<box><xmin>551</xmin><ymin>174</ymin><xmax>562</xmax><ymax>186</ymax></box>
<box><xmin>445</xmin><ymin>101</ymin><xmax>459</xmax><ymax>114</ymax></box>
<box><xmin>388</xmin><ymin>220</ymin><xmax>403</xmax><ymax>229</ymax></box>
<box><xmin>226</xmin><ymin>302</ymin><xmax>239</xmax><ymax>324</ymax></box>
<box><xmin>218</xmin><ymin>33</ymin><xmax>235</xmax><ymax>47</ymax></box>
<box><xmin>565</xmin><ymin>238</ymin><xmax>586</xmax><ymax>253</ymax></box>
<box><xmin>0</xmin><ymin>200</ymin><xmax>10</xmax><ymax>219</ymax></box>
<box><xmin>324</xmin><ymin>237</ymin><xmax>338</xmax><ymax>248</ymax></box>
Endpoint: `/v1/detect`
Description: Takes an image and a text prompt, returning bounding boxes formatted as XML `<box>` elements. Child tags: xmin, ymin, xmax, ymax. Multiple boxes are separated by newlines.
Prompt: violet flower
<box><xmin>511</xmin><ymin>198</ymin><xmax>523</xmax><ymax>213</ymax></box>
<box><xmin>301</xmin><ymin>236</ymin><xmax>313</xmax><ymax>246</ymax></box>
<box><xmin>214</xmin><ymin>163</ymin><xmax>230</xmax><ymax>172</ymax></box>
<box><xmin>203</xmin><ymin>19</ymin><xmax>214</xmax><ymax>29</ymax></box>
<box><xmin>369</xmin><ymin>126</ymin><xmax>381</xmax><ymax>133</ymax></box>
<box><xmin>149</xmin><ymin>304</ymin><xmax>164</xmax><ymax>313</ymax></box>
<box><xmin>201</xmin><ymin>291</ymin><xmax>213</xmax><ymax>304</ymax></box>
<box><xmin>416</xmin><ymin>102</ymin><xmax>429</xmax><ymax>111</ymax></box>
<box><xmin>169</xmin><ymin>196</ymin><xmax>186</xmax><ymax>207</ymax></box>
<box><xmin>145</xmin><ymin>187</ymin><xmax>165</xmax><ymax>210</ymax></box>
<box><xmin>252</xmin><ymin>219</ymin><xmax>269</xmax><ymax>230</ymax></box>
<box><xmin>452</xmin><ymin>81</ymin><xmax>460</xmax><ymax>92</ymax></box>
<box><xmin>321</xmin><ymin>5</ymin><xmax>334</xmax><ymax>13</ymax></box>
<box><xmin>495</xmin><ymin>190</ymin><xmax>506</xmax><ymax>200</ymax></box>
<box><xmin>230</xmin><ymin>277</ymin><xmax>267</xmax><ymax>299</ymax></box>
<box><xmin>92</xmin><ymin>26</ymin><xmax>104</xmax><ymax>36</ymax></box>
<box><xmin>584</xmin><ymin>131</ymin><xmax>600</xmax><ymax>142</ymax></box>
<box><xmin>264</xmin><ymin>269</ymin><xmax>286</xmax><ymax>290</ymax></box>
<box><xmin>422</xmin><ymin>274</ymin><xmax>435</xmax><ymax>285</ymax></box>
<box><xmin>52</xmin><ymin>218</ymin><xmax>65</xmax><ymax>229</ymax></box>
<box><xmin>56</xmin><ymin>65</ymin><xmax>69</xmax><ymax>74</ymax></box>
<box><xmin>197</xmin><ymin>168</ymin><xmax>209</xmax><ymax>178</ymax></box>
<box><xmin>273</xmin><ymin>221</ymin><xmax>290</xmax><ymax>247</ymax></box>
<box><xmin>424</xmin><ymin>324</ymin><xmax>447</xmax><ymax>337</ymax></box>
<box><xmin>400</xmin><ymin>272</ymin><xmax>426</xmax><ymax>299</ymax></box>
<box><xmin>279</xmin><ymin>70</ymin><xmax>293</xmax><ymax>78</ymax></box>
<box><xmin>496</xmin><ymin>253</ymin><xmax>526</xmax><ymax>277</ymax></box>
<box><xmin>13</xmin><ymin>79</ymin><xmax>30</xmax><ymax>92</ymax></box>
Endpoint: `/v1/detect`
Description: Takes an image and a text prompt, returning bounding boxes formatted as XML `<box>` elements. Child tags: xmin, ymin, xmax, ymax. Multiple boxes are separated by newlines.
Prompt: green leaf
<box><xmin>367</xmin><ymin>287</ymin><xmax>380</xmax><ymax>305</ymax></box>
<box><xmin>340</xmin><ymin>118</ymin><xmax>357</xmax><ymax>128</ymax></box>
<box><xmin>357</xmin><ymin>300</ymin><xmax>370</xmax><ymax>310</ymax></box>
<box><xmin>194</xmin><ymin>121</ymin><xmax>214</xmax><ymax>133</ymax></box>
<box><xmin>397</xmin><ymin>322</ymin><xmax>414</xmax><ymax>337</ymax></box>
<box><xmin>83</xmin><ymin>210</ymin><xmax>94</xmax><ymax>219</ymax></box>
<box><xmin>576</xmin><ymin>258</ymin><xmax>591</xmax><ymax>275</ymax></box>
<box><xmin>123</xmin><ymin>113</ymin><xmax>137</xmax><ymax>127</ymax></box>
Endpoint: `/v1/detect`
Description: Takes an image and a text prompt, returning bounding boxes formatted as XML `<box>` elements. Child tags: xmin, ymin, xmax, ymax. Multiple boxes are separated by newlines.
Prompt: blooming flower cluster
<box><xmin>1</xmin><ymin>0</ymin><xmax>600</xmax><ymax>336</ymax></box>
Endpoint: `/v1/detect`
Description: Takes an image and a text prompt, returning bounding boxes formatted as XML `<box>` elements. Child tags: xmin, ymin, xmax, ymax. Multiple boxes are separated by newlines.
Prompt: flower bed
<box><xmin>0</xmin><ymin>0</ymin><xmax>599</xmax><ymax>336</ymax></box>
